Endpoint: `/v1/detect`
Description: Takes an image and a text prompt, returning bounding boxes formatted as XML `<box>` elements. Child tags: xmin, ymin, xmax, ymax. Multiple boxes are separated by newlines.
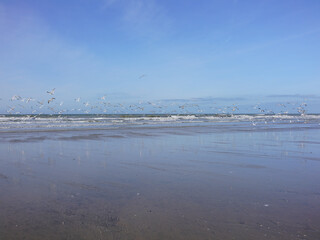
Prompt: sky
<box><xmin>0</xmin><ymin>0</ymin><xmax>320</xmax><ymax>113</ymax></box>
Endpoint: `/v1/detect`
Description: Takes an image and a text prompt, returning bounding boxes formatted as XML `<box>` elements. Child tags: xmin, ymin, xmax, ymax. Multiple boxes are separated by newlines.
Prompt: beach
<box><xmin>0</xmin><ymin>115</ymin><xmax>320</xmax><ymax>239</ymax></box>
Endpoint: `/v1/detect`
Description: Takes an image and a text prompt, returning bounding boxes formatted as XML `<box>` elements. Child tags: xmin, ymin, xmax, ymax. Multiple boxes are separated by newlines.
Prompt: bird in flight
<box><xmin>11</xmin><ymin>95</ymin><xmax>22</xmax><ymax>101</ymax></box>
<box><xmin>84</xmin><ymin>102</ymin><xmax>90</xmax><ymax>107</ymax></box>
<box><xmin>139</xmin><ymin>74</ymin><xmax>146</xmax><ymax>79</ymax></box>
<box><xmin>25</xmin><ymin>97</ymin><xmax>34</xmax><ymax>103</ymax></box>
<box><xmin>47</xmin><ymin>88</ymin><xmax>56</xmax><ymax>95</ymax></box>
<box><xmin>48</xmin><ymin>98</ymin><xmax>55</xmax><ymax>104</ymax></box>
<box><xmin>7</xmin><ymin>106</ymin><xmax>15</xmax><ymax>113</ymax></box>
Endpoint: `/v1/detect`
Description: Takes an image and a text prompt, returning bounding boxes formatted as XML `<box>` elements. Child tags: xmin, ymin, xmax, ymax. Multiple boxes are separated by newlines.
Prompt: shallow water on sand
<box><xmin>0</xmin><ymin>122</ymin><xmax>320</xmax><ymax>240</ymax></box>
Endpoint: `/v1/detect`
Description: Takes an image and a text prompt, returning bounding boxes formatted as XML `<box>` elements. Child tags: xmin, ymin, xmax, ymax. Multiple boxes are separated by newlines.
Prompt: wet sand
<box><xmin>0</xmin><ymin>124</ymin><xmax>320</xmax><ymax>239</ymax></box>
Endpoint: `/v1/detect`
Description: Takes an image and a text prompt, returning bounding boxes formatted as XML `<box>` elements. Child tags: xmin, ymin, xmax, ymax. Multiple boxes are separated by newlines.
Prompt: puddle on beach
<box><xmin>0</xmin><ymin>125</ymin><xmax>320</xmax><ymax>239</ymax></box>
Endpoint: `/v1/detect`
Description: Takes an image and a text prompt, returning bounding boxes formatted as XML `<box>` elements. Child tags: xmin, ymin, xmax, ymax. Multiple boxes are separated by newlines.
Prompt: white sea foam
<box><xmin>0</xmin><ymin>114</ymin><xmax>319</xmax><ymax>131</ymax></box>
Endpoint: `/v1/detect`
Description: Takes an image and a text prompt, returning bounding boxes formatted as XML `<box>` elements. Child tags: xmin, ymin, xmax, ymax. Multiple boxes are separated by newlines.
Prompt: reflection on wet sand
<box><xmin>0</xmin><ymin>124</ymin><xmax>320</xmax><ymax>239</ymax></box>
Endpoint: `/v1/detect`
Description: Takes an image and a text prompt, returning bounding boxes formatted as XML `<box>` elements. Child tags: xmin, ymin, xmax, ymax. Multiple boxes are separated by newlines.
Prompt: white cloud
<box><xmin>101</xmin><ymin>0</ymin><xmax>120</xmax><ymax>8</ymax></box>
<box><xmin>101</xmin><ymin>0</ymin><xmax>172</xmax><ymax>39</ymax></box>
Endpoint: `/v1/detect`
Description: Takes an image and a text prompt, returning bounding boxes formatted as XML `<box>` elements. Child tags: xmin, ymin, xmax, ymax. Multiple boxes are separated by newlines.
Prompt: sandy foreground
<box><xmin>0</xmin><ymin>123</ymin><xmax>320</xmax><ymax>240</ymax></box>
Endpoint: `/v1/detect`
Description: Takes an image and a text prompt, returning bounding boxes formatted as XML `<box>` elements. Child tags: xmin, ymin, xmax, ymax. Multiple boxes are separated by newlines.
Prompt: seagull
<box><xmin>75</xmin><ymin>97</ymin><xmax>81</xmax><ymax>102</ymax></box>
<box><xmin>48</xmin><ymin>98</ymin><xmax>55</xmax><ymax>104</ymax></box>
<box><xmin>11</xmin><ymin>95</ymin><xmax>22</xmax><ymax>101</ymax></box>
<box><xmin>25</xmin><ymin>97</ymin><xmax>34</xmax><ymax>103</ymax></box>
<box><xmin>47</xmin><ymin>88</ymin><xmax>56</xmax><ymax>95</ymax></box>
<box><xmin>7</xmin><ymin>106</ymin><xmax>15</xmax><ymax>113</ymax></box>
<box><xmin>139</xmin><ymin>74</ymin><xmax>146</xmax><ymax>79</ymax></box>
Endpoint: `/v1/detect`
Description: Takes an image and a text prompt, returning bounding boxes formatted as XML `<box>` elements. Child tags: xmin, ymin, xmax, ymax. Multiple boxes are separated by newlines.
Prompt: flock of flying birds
<box><xmin>2</xmin><ymin>88</ymin><xmax>309</xmax><ymax>116</ymax></box>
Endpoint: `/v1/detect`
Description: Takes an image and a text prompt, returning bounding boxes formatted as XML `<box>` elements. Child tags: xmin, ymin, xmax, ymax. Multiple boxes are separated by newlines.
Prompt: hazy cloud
<box><xmin>162</xmin><ymin>96</ymin><xmax>247</xmax><ymax>103</ymax></box>
<box><xmin>0</xmin><ymin>3</ymin><xmax>123</xmax><ymax>99</ymax></box>
<box><xmin>267</xmin><ymin>94</ymin><xmax>320</xmax><ymax>99</ymax></box>
<box><xmin>233</xmin><ymin>28</ymin><xmax>320</xmax><ymax>55</ymax></box>
<box><xmin>101</xmin><ymin>0</ymin><xmax>171</xmax><ymax>38</ymax></box>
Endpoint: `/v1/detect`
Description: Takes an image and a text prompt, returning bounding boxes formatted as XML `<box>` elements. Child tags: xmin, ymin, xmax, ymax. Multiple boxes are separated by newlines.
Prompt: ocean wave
<box><xmin>0</xmin><ymin>114</ymin><xmax>319</xmax><ymax>131</ymax></box>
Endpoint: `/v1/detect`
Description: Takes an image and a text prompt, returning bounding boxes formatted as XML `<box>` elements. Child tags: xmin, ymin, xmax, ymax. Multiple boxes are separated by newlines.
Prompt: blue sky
<box><xmin>0</xmin><ymin>0</ymin><xmax>320</xmax><ymax>113</ymax></box>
